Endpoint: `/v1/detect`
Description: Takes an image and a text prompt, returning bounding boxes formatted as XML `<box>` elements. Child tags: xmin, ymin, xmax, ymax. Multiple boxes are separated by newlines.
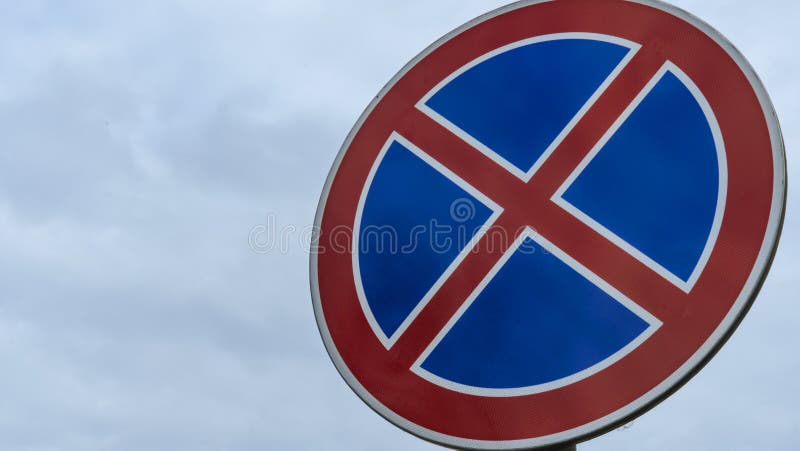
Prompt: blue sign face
<box><xmin>353</xmin><ymin>34</ymin><xmax>725</xmax><ymax>395</ymax></box>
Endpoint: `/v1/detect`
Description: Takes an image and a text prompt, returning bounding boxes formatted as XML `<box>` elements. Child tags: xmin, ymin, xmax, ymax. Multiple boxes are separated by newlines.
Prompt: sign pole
<box><xmin>539</xmin><ymin>444</ymin><xmax>577</xmax><ymax>451</ymax></box>
<box><xmin>455</xmin><ymin>445</ymin><xmax>576</xmax><ymax>451</ymax></box>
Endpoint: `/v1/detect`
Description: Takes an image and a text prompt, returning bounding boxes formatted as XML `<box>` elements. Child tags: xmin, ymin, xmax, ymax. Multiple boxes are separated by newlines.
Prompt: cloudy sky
<box><xmin>0</xmin><ymin>1</ymin><xmax>796</xmax><ymax>450</ymax></box>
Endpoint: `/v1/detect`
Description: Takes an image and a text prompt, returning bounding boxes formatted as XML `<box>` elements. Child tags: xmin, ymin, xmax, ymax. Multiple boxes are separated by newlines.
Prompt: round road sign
<box><xmin>311</xmin><ymin>0</ymin><xmax>786</xmax><ymax>448</ymax></box>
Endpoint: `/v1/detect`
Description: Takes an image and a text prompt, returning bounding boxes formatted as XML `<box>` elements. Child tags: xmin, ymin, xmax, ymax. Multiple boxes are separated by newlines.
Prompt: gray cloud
<box><xmin>0</xmin><ymin>0</ymin><xmax>796</xmax><ymax>450</ymax></box>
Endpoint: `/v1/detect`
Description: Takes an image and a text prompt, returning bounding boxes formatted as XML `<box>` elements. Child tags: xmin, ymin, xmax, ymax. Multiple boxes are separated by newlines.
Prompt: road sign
<box><xmin>311</xmin><ymin>0</ymin><xmax>786</xmax><ymax>449</ymax></box>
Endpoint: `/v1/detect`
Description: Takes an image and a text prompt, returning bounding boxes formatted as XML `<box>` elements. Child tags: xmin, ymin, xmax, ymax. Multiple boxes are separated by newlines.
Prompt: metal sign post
<box><xmin>543</xmin><ymin>446</ymin><xmax>576</xmax><ymax>451</ymax></box>
<box><xmin>312</xmin><ymin>0</ymin><xmax>785</xmax><ymax>449</ymax></box>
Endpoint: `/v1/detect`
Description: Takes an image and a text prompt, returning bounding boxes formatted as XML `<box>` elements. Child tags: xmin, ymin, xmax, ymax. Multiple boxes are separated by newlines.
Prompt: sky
<box><xmin>0</xmin><ymin>1</ymin><xmax>796</xmax><ymax>450</ymax></box>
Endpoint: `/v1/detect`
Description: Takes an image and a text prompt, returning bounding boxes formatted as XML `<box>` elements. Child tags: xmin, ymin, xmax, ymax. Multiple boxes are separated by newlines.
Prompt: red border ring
<box><xmin>311</xmin><ymin>0</ymin><xmax>786</xmax><ymax>448</ymax></box>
